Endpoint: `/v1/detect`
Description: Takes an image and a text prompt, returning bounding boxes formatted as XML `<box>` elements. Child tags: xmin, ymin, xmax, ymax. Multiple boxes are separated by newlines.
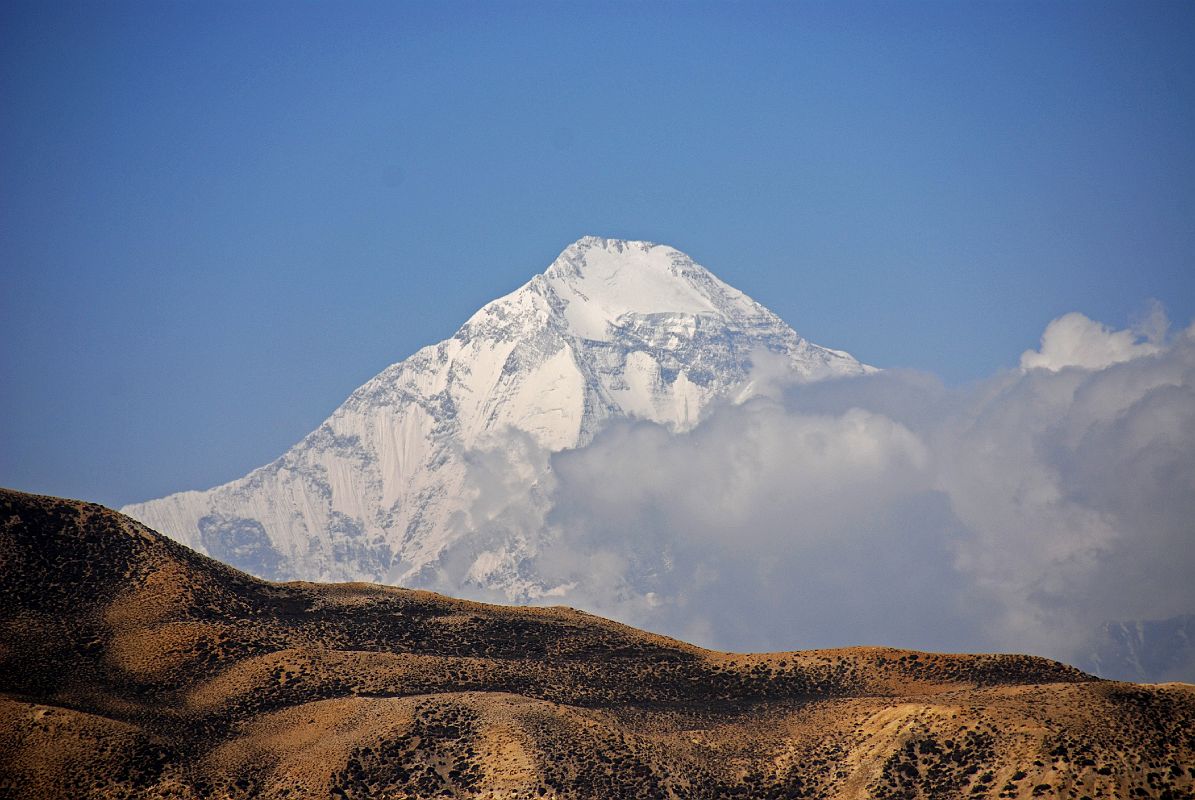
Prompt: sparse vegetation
<box><xmin>1</xmin><ymin>488</ymin><xmax>1192</xmax><ymax>799</ymax></box>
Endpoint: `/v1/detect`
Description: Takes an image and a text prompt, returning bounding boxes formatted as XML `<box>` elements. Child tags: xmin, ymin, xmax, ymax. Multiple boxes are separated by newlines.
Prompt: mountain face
<box><xmin>1081</xmin><ymin>615</ymin><xmax>1195</xmax><ymax>684</ymax></box>
<box><xmin>121</xmin><ymin>237</ymin><xmax>869</xmax><ymax>591</ymax></box>
<box><xmin>7</xmin><ymin>488</ymin><xmax>1195</xmax><ymax>800</ymax></box>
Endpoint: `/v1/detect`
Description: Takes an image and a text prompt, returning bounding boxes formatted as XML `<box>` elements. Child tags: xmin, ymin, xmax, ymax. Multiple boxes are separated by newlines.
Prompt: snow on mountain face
<box><xmin>545</xmin><ymin>239</ymin><xmax>723</xmax><ymax>341</ymax></box>
<box><xmin>121</xmin><ymin>236</ymin><xmax>869</xmax><ymax>591</ymax></box>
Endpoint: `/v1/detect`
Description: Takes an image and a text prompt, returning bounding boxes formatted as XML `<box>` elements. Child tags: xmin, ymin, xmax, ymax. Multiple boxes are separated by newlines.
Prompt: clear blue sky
<box><xmin>2</xmin><ymin>0</ymin><xmax>1193</xmax><ymax>508</ymax></box>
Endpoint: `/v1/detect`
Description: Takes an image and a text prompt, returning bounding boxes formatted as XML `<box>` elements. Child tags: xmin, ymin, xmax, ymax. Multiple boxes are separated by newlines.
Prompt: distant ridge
<box><xmin>2</xmin><ymin>488</ymin><xmax>1194</xmax><ymax>799</ymax></box>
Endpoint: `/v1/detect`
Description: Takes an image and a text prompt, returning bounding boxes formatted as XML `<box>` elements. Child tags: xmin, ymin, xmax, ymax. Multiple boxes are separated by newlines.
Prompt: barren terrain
<box><xmin>1</xmin><ymin>488</ymin><xmax>1191</xmax><ymax>798</ymax></box>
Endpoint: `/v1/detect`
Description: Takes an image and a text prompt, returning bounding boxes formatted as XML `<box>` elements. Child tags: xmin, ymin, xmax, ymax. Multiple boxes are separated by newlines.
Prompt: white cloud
<box><xmin>567</xmin><ymin>312</ymin><xmax>1194</xmax><ymax>660</ymax></box>
<box><xmin>1019</xmin><ymin>307</ymin><xmax>1165</xmax><ymax>371</ymax></box>
<box><xmin>445</xmin><ymin>310</ymin><xmax>1194</xmax><ymax>674</ymax></box>
<box><xmin>942</xmin><ymin>320</ymin><xmax>1195</xmax><ymax>656</ymax></box>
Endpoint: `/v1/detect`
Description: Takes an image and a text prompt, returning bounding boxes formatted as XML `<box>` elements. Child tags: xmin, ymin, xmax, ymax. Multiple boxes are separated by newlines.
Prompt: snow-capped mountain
<box><xmin>122</xmin><ymin>236</ymin><xmax>869</xmax><ymax>594</ymax></box>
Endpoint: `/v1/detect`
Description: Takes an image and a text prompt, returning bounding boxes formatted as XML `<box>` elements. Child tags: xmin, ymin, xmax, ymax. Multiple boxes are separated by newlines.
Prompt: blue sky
<box><xmin>2</xmin><ymin>0</ymin><xmax>1193</xmax><ymax>508</ymax></box>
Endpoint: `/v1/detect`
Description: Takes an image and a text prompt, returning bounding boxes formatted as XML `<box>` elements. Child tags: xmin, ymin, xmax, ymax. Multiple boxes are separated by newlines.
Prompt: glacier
<box><xmin>122</xmin><ymin>236</ymin><xmax>870</xmax><ymax>597</ymax></box>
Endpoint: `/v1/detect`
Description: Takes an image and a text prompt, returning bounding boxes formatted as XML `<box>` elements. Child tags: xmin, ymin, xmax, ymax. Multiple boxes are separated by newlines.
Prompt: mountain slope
<box><xmin>4</xmin><ymin>488</ymin><xmax>1195</xmax><ymax>799</ymax></box>
<box><xmin>120</xmin><ymin>237</ymin><xmax>869</xmax><ymax>591</ymax></box>
<box><xmin>1082</xmin><ymin>615</ymin><xmax>1195</xmax><ymax>684</ymax></box>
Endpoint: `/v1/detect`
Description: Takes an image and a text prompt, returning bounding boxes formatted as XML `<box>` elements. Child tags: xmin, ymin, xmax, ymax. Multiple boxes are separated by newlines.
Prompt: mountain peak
<box><xmin>554</xmin><ymin>234</ymin><xmax>661</xmax><ymax>256</ymax></box>
<box><xmin>123</xmin><ymin>237</ymin><xmax>869</xmax><ymax>593</ymax></box>
<box><xmin>543</xmin><ymin>235</ymin><xmax>679</xmax><ymax>281</ymax></box>
<box><xmin>541</xmin><ymin>236</ymin><xmax>750</xmax><ymax>342</ymax></box>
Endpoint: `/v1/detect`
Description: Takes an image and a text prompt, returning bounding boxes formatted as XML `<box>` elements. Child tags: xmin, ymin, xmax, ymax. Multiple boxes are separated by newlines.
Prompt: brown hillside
<box><xmin>0</xmin><ymin>487</ymin><xmax>1191</xmax><ymax>799</ymax></box>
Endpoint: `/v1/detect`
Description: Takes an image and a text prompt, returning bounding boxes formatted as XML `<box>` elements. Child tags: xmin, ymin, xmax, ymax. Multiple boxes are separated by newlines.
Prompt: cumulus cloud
<box><xmin>939</xmin><ymin>323</ymin><xmax>1195</xmax><ymax>659</ymax></box>
<box><xmin>450</xmin><ymin>309</ymin><xmax>1194</xmax><ymax>677</ymax></box>
<box><xmin>537</xmin><ymin>405</ymin><xmax>982</xmax><ymax>653</ymax></box>
<box><xmin>1019</xmin><ymin>305</ymin><xmax>1167</xmax><ymax>371</ymax></box>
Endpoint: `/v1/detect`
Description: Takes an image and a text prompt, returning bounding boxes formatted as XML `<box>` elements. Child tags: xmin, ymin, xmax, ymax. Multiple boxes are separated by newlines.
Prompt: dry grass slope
<box><xmin>0</xmin><ymin>487</ymin><xmax>1191</xmax><ymax>799</ymax></box>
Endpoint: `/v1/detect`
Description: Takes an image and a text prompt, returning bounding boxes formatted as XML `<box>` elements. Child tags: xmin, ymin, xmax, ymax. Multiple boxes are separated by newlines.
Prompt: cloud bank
<box><xmin>450</xmin><ymin>310</ymin><xmax>1195</xmax><ymax>679</ymax></box>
